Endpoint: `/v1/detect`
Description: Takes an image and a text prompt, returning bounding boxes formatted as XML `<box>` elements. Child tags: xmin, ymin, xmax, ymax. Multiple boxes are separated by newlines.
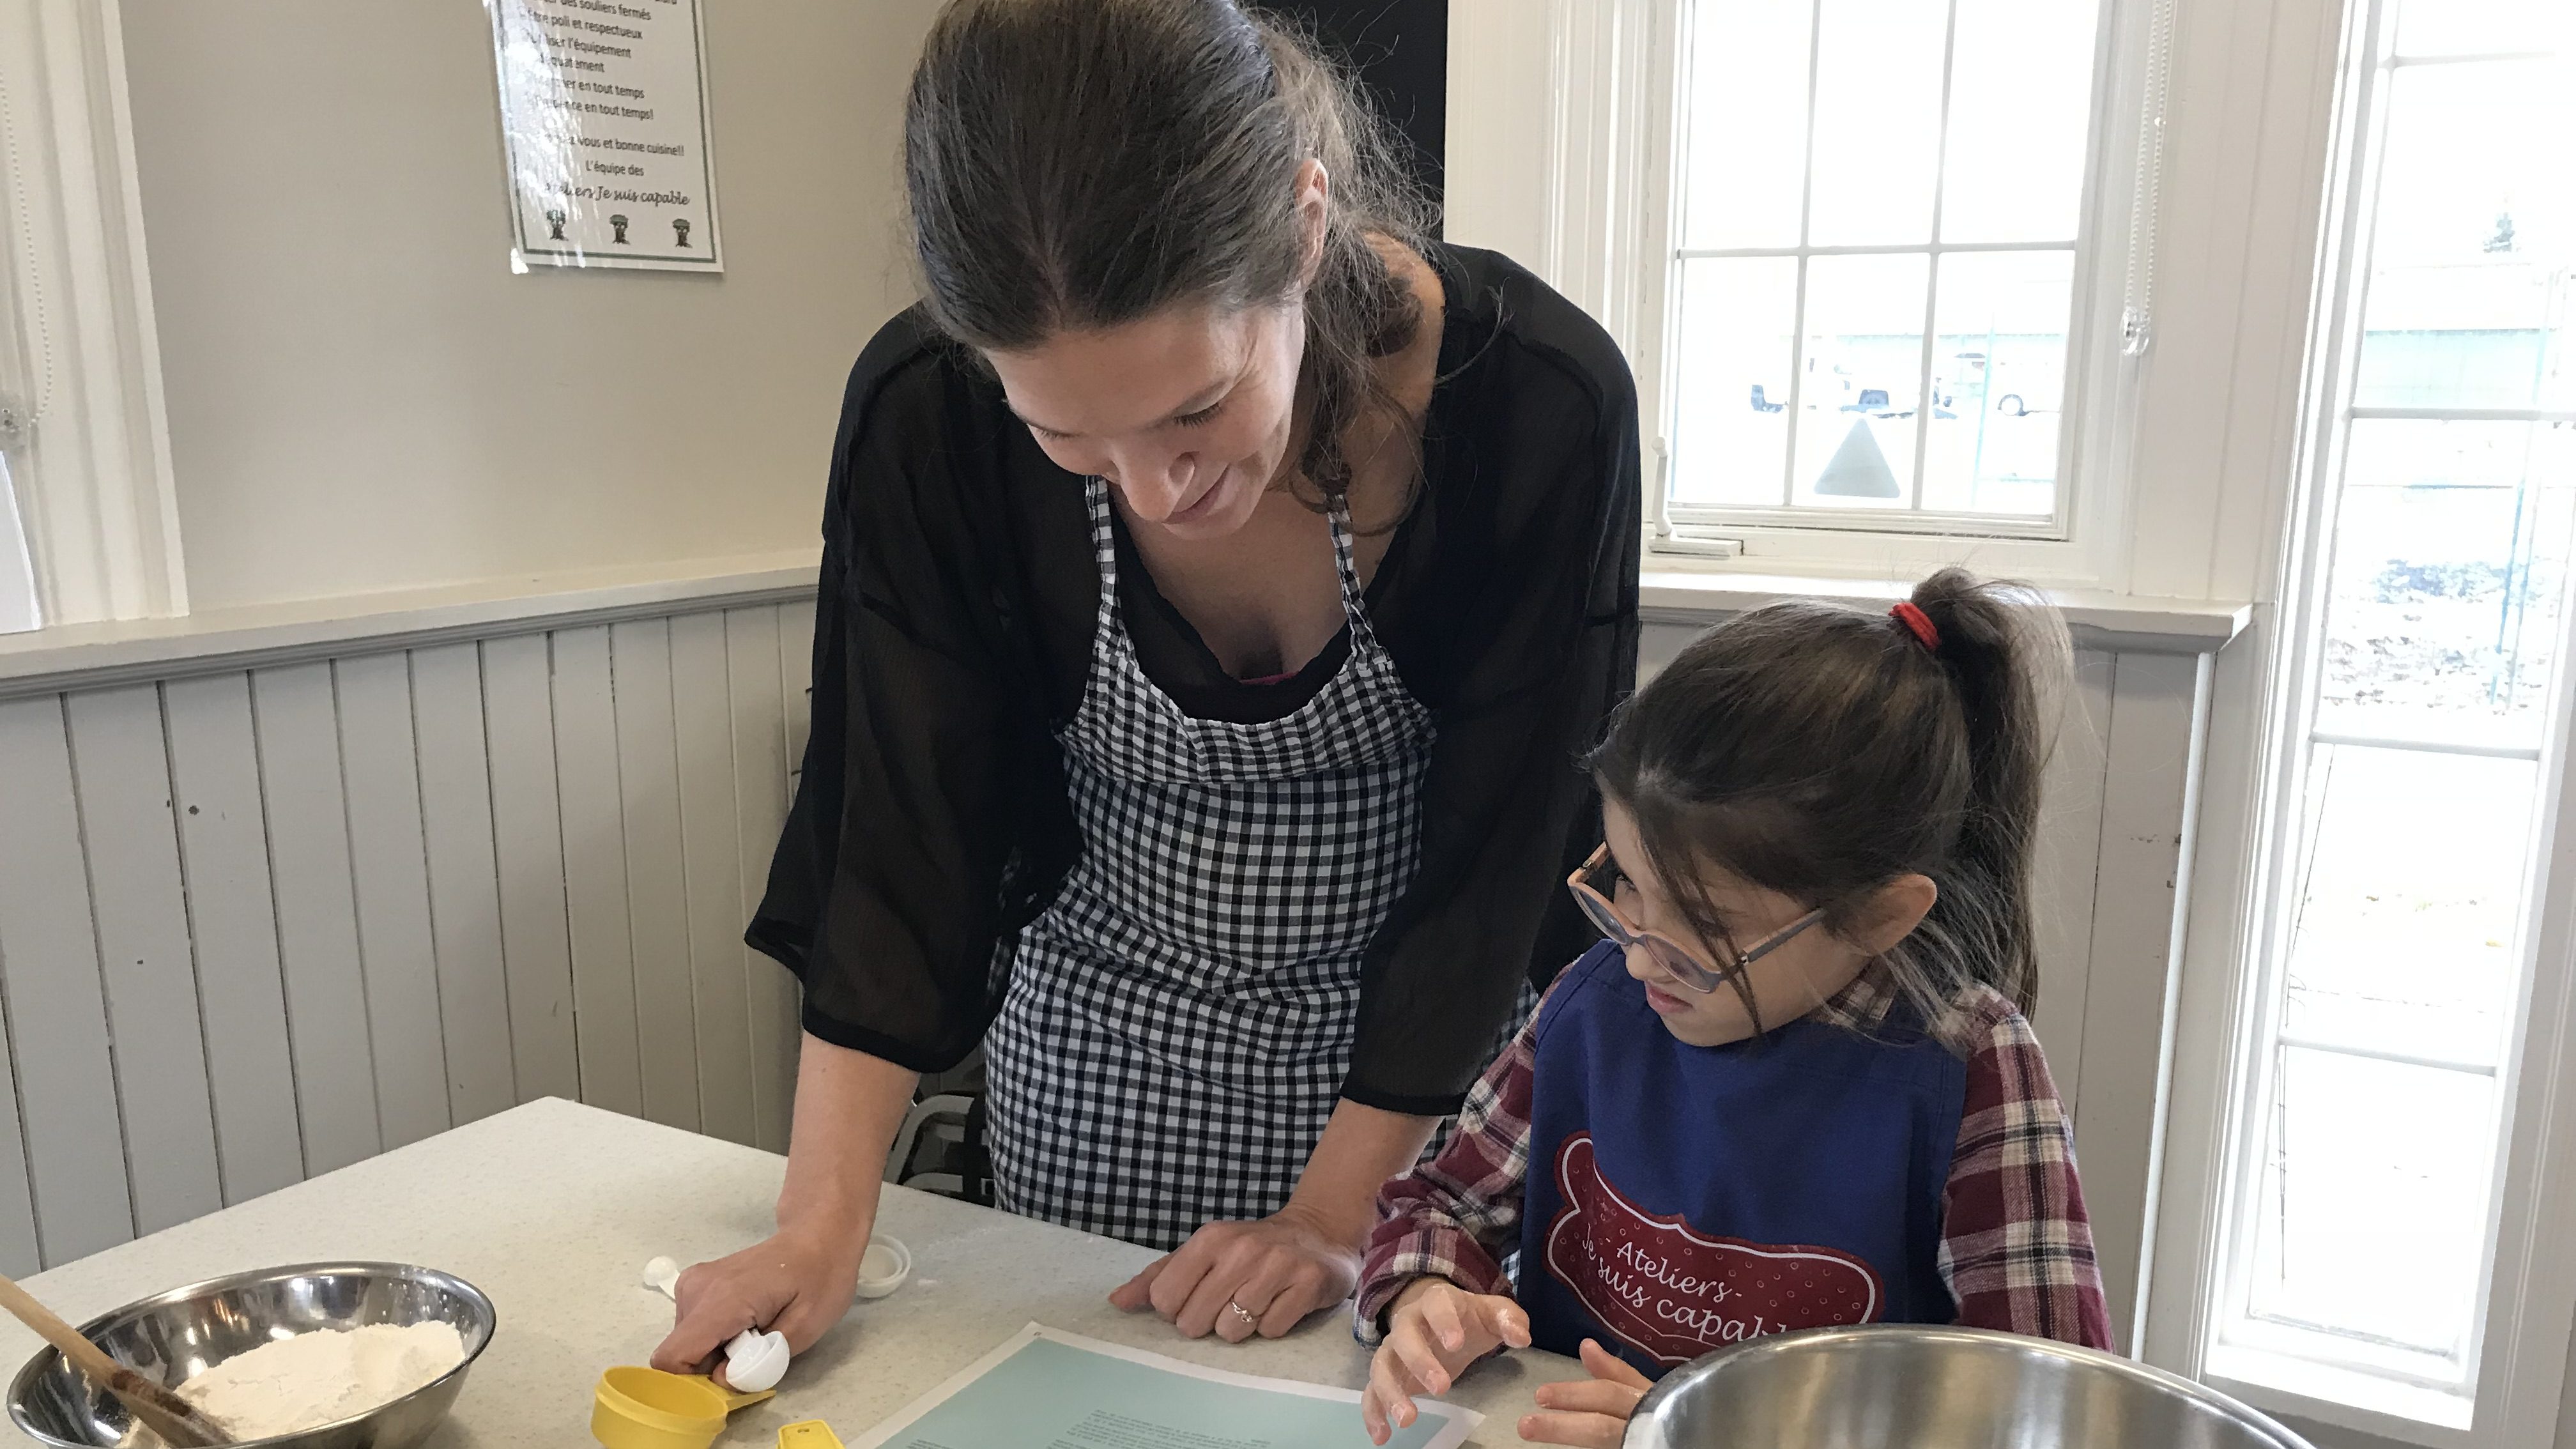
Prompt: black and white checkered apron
<box><xmin>983</xmin><ymin>477</ymin><xmax>1437</xmax><ymax>1250</ymax></box>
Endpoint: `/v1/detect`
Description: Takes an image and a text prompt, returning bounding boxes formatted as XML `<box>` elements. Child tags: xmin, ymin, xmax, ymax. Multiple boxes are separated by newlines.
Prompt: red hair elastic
<box><xmin>1890</xmin><ymin>601</ymin><xmax>1941</xmax><ymax>652</ymax></box>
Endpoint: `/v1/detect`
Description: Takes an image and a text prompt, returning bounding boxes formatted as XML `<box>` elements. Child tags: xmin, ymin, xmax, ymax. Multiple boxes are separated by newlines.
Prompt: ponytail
<box><xmin>1899</xmin><ymin>569</ymin><xmax>2071</xmax><ymax>1015</ymax></box>
<box><xmin>1247</xmin><ymin>17</ymin><xmax>1431</xmax><ymax>500</ymax></box>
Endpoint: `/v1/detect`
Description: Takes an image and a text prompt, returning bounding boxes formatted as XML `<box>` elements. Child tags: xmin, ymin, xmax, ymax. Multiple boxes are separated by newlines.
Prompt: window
<box><xmin>1660</xmin><ymin>0</ymin><xmax>2114</xmax><ymax>538</ymax></box>
<box><xmin>2210</xmin><ymin>0</ymin><xmax>2573</xmax><ymax>1429</ymax></box>
<box><xmin>0</xmin><ymin>439</ymin><xmax>34</xmax><ymax>635</ymax></box>
<box><xmin>0</xmin><ymin>63</ymin><xmax>42</xmax><ymax>633</ymax></box>
<box><xmin>0</xmin><ymin>227</ymin><xmax>37</xmax><ymax>631</ymax></box>
<box><xmin>0</xmin><ymin>268</ymin><xmax>36</xmax><ymax>630</ymax></box>
<box><xmin>0</xmin><ymin>0</ymin><xmax>185</xmax><ymax>629</ymax></box>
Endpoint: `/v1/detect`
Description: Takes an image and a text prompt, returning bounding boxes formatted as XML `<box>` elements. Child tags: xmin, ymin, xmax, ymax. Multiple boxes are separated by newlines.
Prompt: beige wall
<box><xmin>119</xmin><ymin>0</ymin><xmax>939</xmax><ymax>611</ymax></box>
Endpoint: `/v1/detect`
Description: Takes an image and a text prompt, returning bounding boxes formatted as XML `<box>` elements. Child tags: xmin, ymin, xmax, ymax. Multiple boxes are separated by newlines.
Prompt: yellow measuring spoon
<box><xmin>591</xmin><ymin>1365</ymin><xmax>777</xmax><ymax>1449</ymax></box>
<box><xmin>777</xmin><ymin>1422</ymin><xmax>845</xmax><ymax>1448</ymax></box>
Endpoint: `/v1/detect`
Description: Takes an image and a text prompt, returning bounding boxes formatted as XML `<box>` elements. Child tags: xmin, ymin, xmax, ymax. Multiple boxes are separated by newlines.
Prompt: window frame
<box><xmin>2165</xmin><ymin>0</ymin><xmax>2576</xmax><ymax>1439</ymax></box>
<box><xmin>0</xmin><ymin>448</ymin><xmax>34</xmax><ymax>633</ymax></box>
<box><xmin>1625</xmin><ymin>0</ymin><xmax>2164</xmax><ymax>590</ymax></box>
<box><xmin>0</xmin><ymin>0</ymin><xmax>187</xmax><ymax>629</ymax></box>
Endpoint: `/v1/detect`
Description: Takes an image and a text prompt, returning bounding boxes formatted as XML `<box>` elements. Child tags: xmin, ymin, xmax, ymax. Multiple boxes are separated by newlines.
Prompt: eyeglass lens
<box><xmin>1574</xmin><ymin>886</ymin><xmax>1728</xmax><ymax>993</ymax></box>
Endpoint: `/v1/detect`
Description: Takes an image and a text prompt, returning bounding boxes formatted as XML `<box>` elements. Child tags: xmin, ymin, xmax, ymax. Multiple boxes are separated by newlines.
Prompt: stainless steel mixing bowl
<box><xmin>1625</xmin><ymin>1324</ymin><xmax>2311</xmax><ymax>1449</ymax></box>
<box><xmin>7</xmin><ymin>1261</ymin><xmax>495</xmax><ymax>1449</ymax></box>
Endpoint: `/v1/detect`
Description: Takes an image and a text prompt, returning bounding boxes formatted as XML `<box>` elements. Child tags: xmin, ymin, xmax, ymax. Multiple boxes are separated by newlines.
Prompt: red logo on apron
<box><xmin>1542</xmin><ymin>1133</ymin><xmax>1885</xmax><ymax>1366</ymax></box>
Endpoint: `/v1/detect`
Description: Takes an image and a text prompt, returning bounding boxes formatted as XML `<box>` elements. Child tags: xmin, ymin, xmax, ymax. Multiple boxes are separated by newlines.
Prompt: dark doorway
<box><xmin>1275</xmin><ymin>1</ymin><xmax>1448</xmax><ymax>231</ymax></box>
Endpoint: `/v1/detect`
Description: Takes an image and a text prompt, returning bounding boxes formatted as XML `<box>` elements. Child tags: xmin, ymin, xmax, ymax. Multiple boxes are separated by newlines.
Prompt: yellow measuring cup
<box><xmin>591</xmin><ymin>1365</ymin><xmax>778</xmax><ymax>1449</ymax></box>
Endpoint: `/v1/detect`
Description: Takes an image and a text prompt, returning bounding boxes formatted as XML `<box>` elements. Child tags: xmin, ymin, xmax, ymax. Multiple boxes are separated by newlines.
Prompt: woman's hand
<box><xmin>650</xmin><ymin>1036</ymin><xmax>914</xmax><ymax>1380</ymax></box>
<box><xmin>1358</xmin><ymin>1278</ymin><xmax>1531</xmax><ymax>1445</ymax></box>
<box><xmin>1517</xmin><ymin>1339</ymin><xmax>1653</xmax><ymax>1447</ymax></box>
<box><xmin>650</xmin><ymin>1225</ymin><xmax>864</xmax><ymax>1377</ymax></box>
<box><xmin>1108</xmin><ymin>1202</ymin><xmax>1359</xmax><ymax>1341</ymax></box>
<box><xmin>1110</xmin><ymin>1100</ymin><xmax>1437</xmax><ymax>1343</ymax></box>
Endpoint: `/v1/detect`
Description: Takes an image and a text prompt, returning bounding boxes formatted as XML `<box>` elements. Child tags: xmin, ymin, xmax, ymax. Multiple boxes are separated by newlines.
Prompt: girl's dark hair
<box><xmin>903</xmin><ymin>0</ymin><xmax>1433</xmax><ymax>500</ymax></box>
<box><xmin>1588</xmin><ymin>569</ymin><xmax>2073</xmax><ymax>1037</ymax></box>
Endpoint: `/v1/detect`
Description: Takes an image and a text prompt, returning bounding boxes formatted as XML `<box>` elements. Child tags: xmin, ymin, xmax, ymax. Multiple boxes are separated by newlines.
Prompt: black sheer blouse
<box><xmin>751</xmin><ymin>243</ymin><xmax>1641</xmax><ymax>1116</ymax></box>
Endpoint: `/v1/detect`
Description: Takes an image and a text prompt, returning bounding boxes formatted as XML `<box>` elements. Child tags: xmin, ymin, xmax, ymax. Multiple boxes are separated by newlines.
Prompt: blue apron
<box><xmin>1517</xmin><ymin>943</ymin><xmax>1966</xmax><ymax>1376</ymax></box>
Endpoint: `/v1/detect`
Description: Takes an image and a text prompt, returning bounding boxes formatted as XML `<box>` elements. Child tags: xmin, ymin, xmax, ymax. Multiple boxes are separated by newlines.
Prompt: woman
<box><xmin>654</xmin><ymin>0</ymin><xmax>1637</xmax><ymax>1371</ymax></box>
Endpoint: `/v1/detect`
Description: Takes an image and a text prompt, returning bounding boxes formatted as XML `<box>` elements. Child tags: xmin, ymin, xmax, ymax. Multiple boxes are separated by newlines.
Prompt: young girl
<box><xmin>1356</xmin><ymin>570</ymin><xmax>2112</xmax><ymax>1448</ymax></box>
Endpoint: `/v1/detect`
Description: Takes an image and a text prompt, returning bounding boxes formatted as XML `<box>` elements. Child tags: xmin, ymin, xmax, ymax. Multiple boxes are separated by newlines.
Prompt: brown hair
<box><xmin>1588</xmin><ymin>568</ymin><xmax>2073</xmax><ymax>1038</ymax></box>
<box><xmin>901</xmin><ymin>0</ymin><xmax>1432</xmax><ymax>500</ymax></box>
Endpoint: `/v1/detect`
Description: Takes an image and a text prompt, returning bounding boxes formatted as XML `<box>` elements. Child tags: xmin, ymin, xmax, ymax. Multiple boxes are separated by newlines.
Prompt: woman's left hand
<box><xmin>1518</xmin><ymin>1340</ymin><xmax>1654</xmax><ymax>1447</ymax></box>
<box><xmin>1108</xmin><ymin>1202</ymin><xmax>1361</xmax><ymax>1342</ymax></box>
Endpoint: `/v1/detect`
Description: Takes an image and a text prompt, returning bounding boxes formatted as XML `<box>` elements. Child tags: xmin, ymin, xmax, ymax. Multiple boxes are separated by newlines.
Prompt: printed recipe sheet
<box><xmin>848</xmin><ymin>1323</ymin><xmax>1481</xmax><ymax>1449</ymax></box>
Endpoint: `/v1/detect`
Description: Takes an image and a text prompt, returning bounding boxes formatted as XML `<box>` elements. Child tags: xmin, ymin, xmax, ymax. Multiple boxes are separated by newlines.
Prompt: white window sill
<box><xmin>0</xmin><ymin>547</ymin><xmax>2246</xmax><ymax>700</ymax></box>
<box><xmin>1641</xmin><ymin>564</ymin><xmax>2253</xmax><ymax>656</ymax></box>
<box><xmin>0</xmin><ymin>548</ymin><xmax>822</xmax><ymax>700</ymax></box>
<box><xmin>2205</xmin><ymin>1340</ymin><xmax>2474</xmax><ymax>1445</ymax></box>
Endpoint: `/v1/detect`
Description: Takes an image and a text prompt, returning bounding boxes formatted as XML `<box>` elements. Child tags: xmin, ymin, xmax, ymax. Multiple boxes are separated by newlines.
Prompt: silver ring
<box><xmin>1226</xmin><ymin>1298</ymin><xmax>1260</xmax><ymax>1329</ymax></box>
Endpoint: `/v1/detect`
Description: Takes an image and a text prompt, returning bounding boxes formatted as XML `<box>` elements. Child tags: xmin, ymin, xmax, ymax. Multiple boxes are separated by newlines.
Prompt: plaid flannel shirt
<box><xmin>1356</xmin><ymin>964</ymin><xmax>2114</xmax><ymax>1351</ymax></box>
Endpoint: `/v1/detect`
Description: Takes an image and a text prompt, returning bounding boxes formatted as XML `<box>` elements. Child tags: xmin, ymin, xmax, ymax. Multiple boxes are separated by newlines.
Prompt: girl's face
<box><xmin>1598</xmin><ymin>799</ymin><xmax>1933</xmax><ymax>1048</ymax></box>
<box><xmin>985</xmin><ymin>298</ymin><xmax>1307</xmax><ymax>542</ymax></box>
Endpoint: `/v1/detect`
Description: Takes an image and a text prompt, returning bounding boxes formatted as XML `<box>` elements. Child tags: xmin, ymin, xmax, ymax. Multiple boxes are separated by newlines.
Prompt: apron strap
<box><xmin>1326</xmin><ymin>497</ymin><xmax>1367</xmax><ymax>620</ymax></box>
<box><xmin>1082</xmin><ymin>477</ymin><xmax>1120</xmax><ymax>632</ymax></box>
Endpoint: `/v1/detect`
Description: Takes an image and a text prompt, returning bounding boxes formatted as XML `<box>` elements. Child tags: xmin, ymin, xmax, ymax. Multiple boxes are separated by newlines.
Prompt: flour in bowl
<box><xmin>174</xmin><ymin>1321</ymin><xmax>466</xmax><ymax>1439</ymax></box>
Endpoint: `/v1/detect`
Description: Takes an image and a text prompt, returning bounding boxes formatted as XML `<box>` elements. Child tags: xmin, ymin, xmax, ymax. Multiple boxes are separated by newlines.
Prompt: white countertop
<box><xmin>1</xmin><ymin>1098</ymin><xmax>1572</xmax><ymax>1447</ymax></box>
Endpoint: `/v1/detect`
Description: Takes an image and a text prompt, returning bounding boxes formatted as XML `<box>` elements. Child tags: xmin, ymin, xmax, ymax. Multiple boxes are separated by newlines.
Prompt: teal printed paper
<box><xmin>850</xmin><ymin>1324</ymin><xmax>1479</xmax><ymax>1449</ymax></box>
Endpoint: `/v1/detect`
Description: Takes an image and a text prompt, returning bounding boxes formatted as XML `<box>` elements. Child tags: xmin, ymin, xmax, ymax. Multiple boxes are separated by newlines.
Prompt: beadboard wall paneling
<box><xmin>0</xmin><ymin>602</ymin><xmax>814</xmax><ymax>1274</ymax></box>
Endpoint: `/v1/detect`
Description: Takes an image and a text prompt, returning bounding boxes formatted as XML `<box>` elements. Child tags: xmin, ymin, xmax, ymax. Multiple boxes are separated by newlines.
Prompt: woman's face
<box><xmin>985</xmin><ymin>158</ymin><xmax>1330</xmax><ymax>542</ymax></box>
<box><xmin>985</xmin><ymin>299</ymin><xmax>1307</xmax><ymax>541</ymax></box>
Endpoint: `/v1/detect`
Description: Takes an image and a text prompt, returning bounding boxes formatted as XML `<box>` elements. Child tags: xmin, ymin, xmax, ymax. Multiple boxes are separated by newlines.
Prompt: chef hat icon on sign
<box><xmin>674</xmin><ymin>218</ymin><xmax>692</xmax><ymax>248</ymax></box>
<box><xmin>610</xmin><ymin>215</ymin><xmax>631</xmax><ymax>244</ymax></box>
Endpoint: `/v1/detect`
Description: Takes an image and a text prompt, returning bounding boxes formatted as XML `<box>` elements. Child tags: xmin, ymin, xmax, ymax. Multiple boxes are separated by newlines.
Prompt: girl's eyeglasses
<box><xmin>1565</xmin><ymin>844</ymin><xmax>1827</xmax><ymax>996</ymax></box>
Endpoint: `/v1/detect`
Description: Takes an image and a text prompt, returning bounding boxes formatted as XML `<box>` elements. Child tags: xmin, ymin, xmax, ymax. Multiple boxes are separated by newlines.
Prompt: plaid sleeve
<box><xmin>1351</xmin><ymin>1006</ymin><xmax>1541</xmax><ymax>1346</ymax></box>
<box><xmin>1937</xmin><ymin>997</ymin><xmax>2115</xmax><ymax>1349</ymax></box>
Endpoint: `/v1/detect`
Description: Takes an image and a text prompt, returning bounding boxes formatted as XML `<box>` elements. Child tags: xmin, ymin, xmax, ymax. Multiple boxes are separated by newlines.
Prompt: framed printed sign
<box><xmin>486</xmin><ymin>0</ymin><xmax>723</xmax><ymax>272</ymax></box>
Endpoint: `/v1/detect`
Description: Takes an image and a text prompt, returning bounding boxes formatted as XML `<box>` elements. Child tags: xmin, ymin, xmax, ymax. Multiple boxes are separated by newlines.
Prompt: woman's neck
<box><xmin>1284</xmin><ymin>240</ymin><xmax>1443</xmax><ymax>537</ymax></box>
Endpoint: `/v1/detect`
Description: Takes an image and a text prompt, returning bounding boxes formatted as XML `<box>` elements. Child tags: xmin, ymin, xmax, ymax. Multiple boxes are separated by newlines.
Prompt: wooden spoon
<box><xmin>0</xmin><ymin>1273</ymin><xmax>226</xmax><ymax>1446</ymax></box>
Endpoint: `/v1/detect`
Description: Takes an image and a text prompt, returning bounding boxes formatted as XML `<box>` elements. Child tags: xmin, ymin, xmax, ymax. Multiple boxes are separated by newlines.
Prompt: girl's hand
<box><xmin>1108</xmin><ymin>1202</ymin><xmax>1360</xmax><ymax>1342</ymax></box>
<box><xmin>1359</xmin><ymin>1278</ymin><xmax>1531</xmax><ymax>1445</ymax></box>
<box><xmin>1517</xmin><ymin>1339</ymin><xmax>1654</xmax><ymax>1447</ymax></box>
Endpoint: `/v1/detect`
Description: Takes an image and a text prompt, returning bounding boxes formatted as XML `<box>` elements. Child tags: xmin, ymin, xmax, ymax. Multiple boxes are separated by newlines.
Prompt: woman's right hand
<box><xmin>650</xmin><ymin>1224</ymin><xmax>865</xmax><ymax>1375</ymax></box>
<box><xmin>1359</xmin><ymin>1277</ymin><xmax>1531</xmax><ymax>1445</ymax></box>
<box><xmin>651</xmin><ymin>1036</ymin><xmax>914</xmax><ymax>1377</ymax></box>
